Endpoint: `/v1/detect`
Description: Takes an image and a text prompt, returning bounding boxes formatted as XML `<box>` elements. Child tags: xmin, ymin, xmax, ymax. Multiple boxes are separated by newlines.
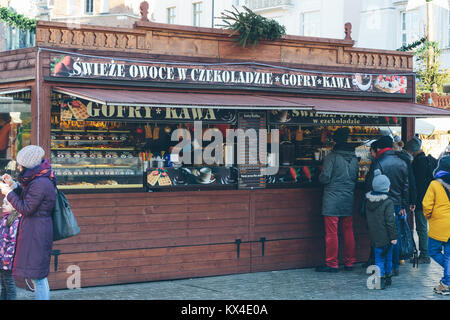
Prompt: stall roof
<box><xmin>0</xmin><ymin>87</ymin><xmax>31</xmax><ymax>95</ymax></box>
<box><xmin>53</xmin><ymin>87</ymin><xmax>314</xmax><ymax>110</ymax></box>
<box><xmin>0</xmin><ymin>87</ymin><xmax>32</xmax><ymax>112</ymax></box>
<box><xmin>281</xmin><ymin>97</ymin><xmax>450</xmax><ymax>117</ymax></box>
<box><xmin>53</xmin><ymin>87</ymin><xmax>450</xmax><ymax>117</ymax></box>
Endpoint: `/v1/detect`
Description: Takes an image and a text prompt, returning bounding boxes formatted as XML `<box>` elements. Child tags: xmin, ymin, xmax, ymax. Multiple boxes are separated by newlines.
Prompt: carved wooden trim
<box><xmin>34</xmin><ymin>21</ymin><xmax>413</xmax><ymax>71</ymax></box>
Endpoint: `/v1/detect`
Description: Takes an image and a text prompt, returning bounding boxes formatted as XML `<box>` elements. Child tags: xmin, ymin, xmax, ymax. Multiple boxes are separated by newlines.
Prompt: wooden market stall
<box><xmin>2</xmin><ymin>6</ymin><xmax>450</xmax><ymax>289</ymax></box>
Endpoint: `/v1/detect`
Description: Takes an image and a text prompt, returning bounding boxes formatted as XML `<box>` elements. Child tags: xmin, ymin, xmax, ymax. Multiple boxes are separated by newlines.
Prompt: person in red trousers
<box><xmin>316</xmin><ymin>127</ymin><xmax>359</xmax><ymax>272</ymax></box>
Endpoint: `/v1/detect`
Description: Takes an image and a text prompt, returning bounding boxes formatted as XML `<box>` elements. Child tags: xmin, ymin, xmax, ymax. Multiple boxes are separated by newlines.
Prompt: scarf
<box><xmin>376</xmin><ymin>147</ymin><xmax>392</xmax><ymax>159</ymax></box>
<box><xmin>18</xmin><ymin>159</ymin><xmax>56</xmax><ymax>187</ymax></box>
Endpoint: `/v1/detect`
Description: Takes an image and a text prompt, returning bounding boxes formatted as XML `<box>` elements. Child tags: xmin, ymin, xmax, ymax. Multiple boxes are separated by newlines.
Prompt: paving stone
<box><xmin>14</xmin><ymin>259</ymin><xmax>450</xmax><ymax>300</ymax></box>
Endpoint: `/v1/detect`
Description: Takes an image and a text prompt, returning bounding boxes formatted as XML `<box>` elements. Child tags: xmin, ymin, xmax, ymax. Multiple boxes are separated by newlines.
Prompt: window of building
<box><xmin>401</xmin><ymin>11</ymin><xmax>407</xmax><ymax>47</ymax></box>
<box><xmin>301</xmin><ymin>11</ymin><xmax>320</xmax><ymax>37</ymax></box>
<box><xmin>85</xmin><ymin>0</ymin><xmax>94</xmax><ymax>14</ymax></box>
<box><xmin>5</xmin><ymin>26</ymin><xmax>35</xmax><ymax>51</ymax></box>
<box><xmin>167</xmin><ymin>7</ymin><xmax>176</xmax><ymax>24</ymax></box>
<box><xmin>400</xmin><ymin>9</ymin><xmax>421</xmax><ymax>47</ymax></box>
<box><xmin>193</xmin><ymin>2</ymin><xmax>203</xmax><ymax>27</ymax></box>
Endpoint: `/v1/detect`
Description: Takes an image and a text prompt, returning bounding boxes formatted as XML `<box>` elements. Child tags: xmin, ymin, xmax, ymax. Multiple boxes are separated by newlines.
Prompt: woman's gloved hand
<box><xmin>1</xmin><ymin>174</ymin><xmax>18</xmax><ymax>189</ymax></box>
<box><xmin>0</xmin><ymin>182</ymin><xmax>12</xmax><ymax>196</ymax></box>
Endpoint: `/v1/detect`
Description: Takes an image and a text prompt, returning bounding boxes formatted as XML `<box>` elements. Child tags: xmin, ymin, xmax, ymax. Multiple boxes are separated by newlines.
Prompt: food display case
<box><xmin>52</xmin><ymin>153</ymin><xmax>143</xmax><ymax>190</ymax></box>
<box><xmin>51</xmin><ymin>98</ymin><xmax>145</xmax><ymax>191</ymax></box>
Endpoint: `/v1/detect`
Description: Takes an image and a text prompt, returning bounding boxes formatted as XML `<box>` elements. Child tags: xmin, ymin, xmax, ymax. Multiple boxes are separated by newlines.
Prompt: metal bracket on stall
<box><xmin>52</xmin><ymin>249</ymin><xmax>61</xmax><ymax>272</ymax></box>
<box><xmin>235</xmin><ymin>239</ymin><xmax>242</xmax><ymax>258</ymax></box>
<box><xmin>260</xmin><ymin>237</ymin><xmax>266</xmax><ymax>257</ymax></box>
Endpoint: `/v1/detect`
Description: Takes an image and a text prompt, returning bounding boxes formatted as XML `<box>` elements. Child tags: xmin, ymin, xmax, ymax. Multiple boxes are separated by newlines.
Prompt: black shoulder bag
<box><xmin>52</xmin><ymin>188</ymin><xmax>80</xmax><ymax>241</ymax></box>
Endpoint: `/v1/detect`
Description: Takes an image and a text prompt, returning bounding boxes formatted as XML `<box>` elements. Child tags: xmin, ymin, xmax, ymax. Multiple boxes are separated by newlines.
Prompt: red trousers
<box><xmin>324</xmin><ymin>216</ymin><xmax>356</xmax><ymax>268</ymax></box>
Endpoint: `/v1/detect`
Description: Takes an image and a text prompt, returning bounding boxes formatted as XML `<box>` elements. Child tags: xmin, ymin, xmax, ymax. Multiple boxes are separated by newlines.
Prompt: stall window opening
<box><xmin>0</xmin><ymin>91</ymin><xmax>32</xmax><ymax>175</ymax></box>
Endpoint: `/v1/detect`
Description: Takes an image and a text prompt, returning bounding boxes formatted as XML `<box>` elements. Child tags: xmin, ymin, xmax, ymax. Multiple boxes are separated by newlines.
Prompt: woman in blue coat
<box><xmin>1</xmin><ymin>145</ymin><xmax>56</xmax><ymax>300</ymax></box>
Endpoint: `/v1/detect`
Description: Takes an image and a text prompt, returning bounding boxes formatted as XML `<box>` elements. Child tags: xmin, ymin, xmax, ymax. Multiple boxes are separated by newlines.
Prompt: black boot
<box><xmin>385</xmin><ymin>274</ymin><xmax>392</xmax><ymax>287</ymax></box>
<box><xmin>315</xmin><ymin>265</ymin><xmax>339</xmax><ymax>273</ymax></box>
<box><xmin>379</xmin><ymin>276</ymin><xmax>387</xmax><ymax>290</ymax></box>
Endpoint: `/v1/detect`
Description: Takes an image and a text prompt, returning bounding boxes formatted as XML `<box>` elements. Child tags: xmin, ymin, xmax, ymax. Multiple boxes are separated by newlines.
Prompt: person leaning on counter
<box><xmin>316</xmin><ymin>127</ymin><xmax>359</xmax><ymax>273</ymax></box>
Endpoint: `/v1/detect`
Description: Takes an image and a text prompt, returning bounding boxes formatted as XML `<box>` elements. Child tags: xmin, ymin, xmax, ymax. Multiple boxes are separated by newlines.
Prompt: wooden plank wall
<box><xmin>250</xmin><ymin>189</ymin><xmax>370</xmax><ymax>272</ymax></box>
<box><xmin>48</xmin><ymin>190</ymin><xmax>251</xmax><ymax>288</ymax></box>
<box><xmin>46</xmin><ymin>188</ymin><xmax>370</xmax><ymax>290</ymax></box>
<box><xmin>0</xmin><ymin>48</ymin><xmax>36</xmax><ymax>83</ymax></box>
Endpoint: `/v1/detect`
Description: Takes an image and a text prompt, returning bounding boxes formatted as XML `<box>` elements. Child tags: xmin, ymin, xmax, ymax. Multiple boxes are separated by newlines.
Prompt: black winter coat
<box><xmin>365</xmin><ymin>150</ymin><xmax>409</xmax><ymax>209</ymax></box>
<box><xmin>395</xmin><ymin>150</ymin><xmax>417</xmax><ymax>206</ymax></box>
<box><xmin>412</xmin><ymin>152</ymin><xmax>434</xmax><ymax>209</ymax></box>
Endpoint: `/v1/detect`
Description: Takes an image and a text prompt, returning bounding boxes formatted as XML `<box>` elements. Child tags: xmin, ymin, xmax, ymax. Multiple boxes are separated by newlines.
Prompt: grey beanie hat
<box><xmin>405</xmin><ymin>136</ymin><xmax>422</xmax><ymax>153</ymax></box>
<box><xmin>16</xmin><ymin>145</ymin><xmax>45</xmax><ymax>168</ymax></box>
<box><xmin>372</xmin><ymin>169</ymin><xmax>390</xmax><ymax>193</ymax></box>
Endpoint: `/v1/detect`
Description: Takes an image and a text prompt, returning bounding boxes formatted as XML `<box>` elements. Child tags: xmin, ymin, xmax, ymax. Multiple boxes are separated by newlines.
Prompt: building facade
<box><xmin>147</xmin><ymin>0</ymin><xmax>449</xmax><ymax>70</ymax></box>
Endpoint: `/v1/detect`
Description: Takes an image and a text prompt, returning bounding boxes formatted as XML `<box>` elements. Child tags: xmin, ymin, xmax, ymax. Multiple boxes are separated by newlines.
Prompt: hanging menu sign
<box><xmin>58</xmin><ymin>95</ymin><xmax>237</xmax><ymax>124</ymax></box>
<box><xmin>237</xmin><ymin>112</ymin><xmax>266</xmax><ymax>190</ymax></box>
<box><xmin>269</xmin><ymin>110</ymin><xmax>401</xmax><ymax>126</ymax></box>
<box><xmin>49</xmin><ymin>53</ymin><xmax>411</xmax><ymax>97</ymax></box>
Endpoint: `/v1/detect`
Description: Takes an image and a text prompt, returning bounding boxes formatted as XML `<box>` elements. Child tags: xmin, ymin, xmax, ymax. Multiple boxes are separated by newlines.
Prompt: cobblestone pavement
<box><xmin>16</xmin><ymin>259</ymin><xmax>450</xmax><ymax>300</ymax></box>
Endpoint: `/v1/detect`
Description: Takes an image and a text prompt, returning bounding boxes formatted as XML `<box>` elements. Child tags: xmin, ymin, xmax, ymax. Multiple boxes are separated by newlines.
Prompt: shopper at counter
<box><xmin>365</xmin><ymin>135</ymin><xmax>409</xmax><ymax>276</ymax></box>
<box><xmin>0</xmin><ymin>145</ymin><xmax>56</xmax><ymax>300</ymax></box>
<box><xmin>316</xmin><ymin>127</ymin><xmax>359</xmax><ymax>273</ymax></box>
<box><xmin>405</xmin><ymin>136</ymin><xmax>439</xmax><ymax>264</ymax></box>
<box><xmin>393</xmin><ymin>136</ymin><xmax>417</xmax><ymax>214</ymax></box>
<box><xmin>362</xmin><ymin>140</ymin><xmax>380</xmax><ymax>268</ymax></box>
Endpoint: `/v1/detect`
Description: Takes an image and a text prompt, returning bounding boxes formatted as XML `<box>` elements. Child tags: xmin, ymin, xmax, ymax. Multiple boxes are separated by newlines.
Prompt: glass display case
<box><xmin>52</xmin><ymin>151</ymin><xmax>143</xmax><ymax>190</ymax></box>
<box><xmin>50</xmin><ymin>97</ymin><xmax>145</xmax><ymax>191</ymax></box>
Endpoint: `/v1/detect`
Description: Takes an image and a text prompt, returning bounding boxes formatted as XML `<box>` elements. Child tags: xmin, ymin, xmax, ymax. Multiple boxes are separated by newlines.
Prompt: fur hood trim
<box><xmin>437</xmin><ymin>179</ymin><xmax>450</xmax><ymax>191</ymax></box>
<box><xmin>365</xmin><ymin>191</ymin><xmax>389</xmax><ymax>202</ymax></box>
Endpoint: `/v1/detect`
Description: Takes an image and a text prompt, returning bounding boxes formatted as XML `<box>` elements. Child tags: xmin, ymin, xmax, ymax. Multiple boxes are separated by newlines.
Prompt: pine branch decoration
<box><xmin>397</xmin><ymin>37</ymin><xmax>427</xmax><ymax>52</ymax></box>
<box><xmin>218</xmin><ymin>6</ymin><xmax>286</xmax><ymax>49</ymax></box>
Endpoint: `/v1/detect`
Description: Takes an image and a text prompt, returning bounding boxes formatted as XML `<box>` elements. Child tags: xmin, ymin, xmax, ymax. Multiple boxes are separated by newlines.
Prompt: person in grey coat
<box><xmin>316</xmin><ymin>127</ymin><xmax>359</xmax><ymax>272</ymax></box>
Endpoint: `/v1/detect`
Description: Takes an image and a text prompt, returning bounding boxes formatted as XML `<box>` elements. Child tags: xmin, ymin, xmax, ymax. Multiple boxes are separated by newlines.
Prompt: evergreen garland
<box><xmin>397</xmin><ymin>37</ymin><xmax>427</xmax><ymax>52</ymax></box>
<box><xmin>0</xmin><ymin>7</ymin><xmax>36</xmax><ymax>32</ymax></box>
<box><xmin>218</xmin><ymin>6</ymin><xmax>286</xmax><ymax>49</ymax></box>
